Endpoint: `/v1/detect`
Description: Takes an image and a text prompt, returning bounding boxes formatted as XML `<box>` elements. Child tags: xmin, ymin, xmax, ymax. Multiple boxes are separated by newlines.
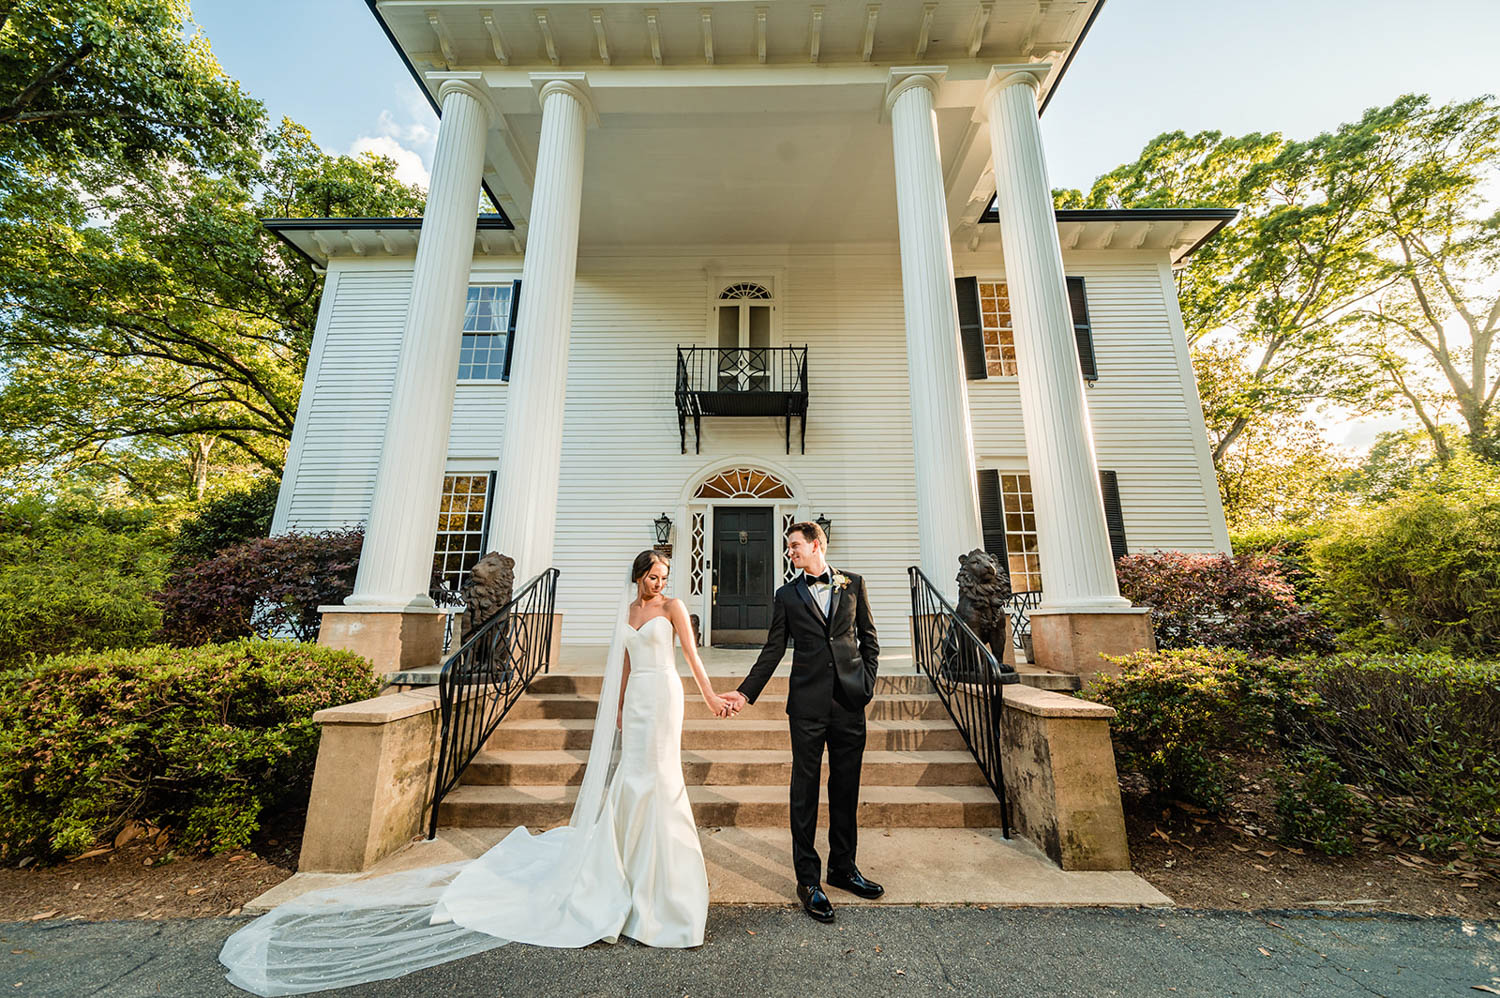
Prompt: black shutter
<box><xmin>1067</xmin><ymin>276</ymin><xmax>1098</xmax><ymax>381</ymax></box>
<box><xmin>977</xmin><ymin>470</ymin><xmax>1010</xmax><ymax>585</ymax></box>
<box><xmin>1098</xmin><ymin>469</ymin><xmax>1128</xmax><ymax>562</ymax></box>
<box><xmin>502</xmin><ymin>278</ymin><xmax>522</xmax><ymax>380</ymax></box>
<box><xmin>955</xmin><ymin>276</ymin><xmax>987</xmax><ymax>380</ymax></box>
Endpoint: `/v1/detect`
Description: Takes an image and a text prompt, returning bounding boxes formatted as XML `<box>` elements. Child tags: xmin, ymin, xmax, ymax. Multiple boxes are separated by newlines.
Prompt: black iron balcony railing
<box><xmin>909</xmin><ymin>566</ymin><xmax>1018</xmax><ymax>838</ymax></box>
<box><xmin>675</xmin><ymin>345</ymin><xmax>809</xmax><ymax>454</ymax></box>
<box><xmin>429</xmin><ymin>568</ymin><xmax>560</xmax><ymax>839</ymax></box>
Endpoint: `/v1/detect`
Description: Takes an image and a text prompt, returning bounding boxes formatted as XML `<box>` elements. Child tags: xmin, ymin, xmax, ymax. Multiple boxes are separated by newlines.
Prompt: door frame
<box><xmin>673</xmin><ymin>459</ymin><xmax>810</xmax><ymax>647</ymax></box>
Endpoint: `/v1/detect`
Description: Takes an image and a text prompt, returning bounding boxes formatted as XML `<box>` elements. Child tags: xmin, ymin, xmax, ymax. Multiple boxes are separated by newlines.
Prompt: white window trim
<box><xmin>703</xmin><ymin>273</ymin><xmax>782</xmax><ymax>349</ymax></box>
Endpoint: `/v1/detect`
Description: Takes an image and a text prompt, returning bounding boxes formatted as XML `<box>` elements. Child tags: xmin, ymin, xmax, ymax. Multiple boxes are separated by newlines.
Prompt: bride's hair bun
<box><xmin>631</xmin><ymin>549</ymin><xmax>669</xmax><ymax>583</ymax></box>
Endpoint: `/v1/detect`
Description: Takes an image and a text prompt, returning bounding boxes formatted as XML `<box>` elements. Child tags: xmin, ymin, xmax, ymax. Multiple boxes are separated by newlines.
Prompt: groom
<box><xmin>719</xmin><ymin>521</ymin><xmax>883</xmax><ymax>922</ymax></box>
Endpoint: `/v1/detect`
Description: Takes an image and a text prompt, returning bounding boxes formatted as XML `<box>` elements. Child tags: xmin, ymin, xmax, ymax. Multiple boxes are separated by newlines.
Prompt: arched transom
<box><xmin>719</xmin><ymin>282</ymin><xmax>772</xmax><ymax>300</ymax></box>
<box><xmin>694</xmin><ymin>467</ymin><xmax>794</xmax><ymax>500</ymax></box>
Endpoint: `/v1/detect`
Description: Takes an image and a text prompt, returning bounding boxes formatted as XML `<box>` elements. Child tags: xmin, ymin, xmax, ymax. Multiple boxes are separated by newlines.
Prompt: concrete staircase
<box><xmin>436</xmin><ymin>671</ymin><xmax>1013</xmax><ymax>831</ymax></box>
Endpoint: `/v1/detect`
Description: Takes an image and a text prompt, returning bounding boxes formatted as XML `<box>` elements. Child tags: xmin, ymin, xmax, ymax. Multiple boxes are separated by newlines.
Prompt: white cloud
<box><xmin>350</xmin><ymin>133</ymin><xmax>431</xmax><ymax>189</ymax></box>
<box><xmin>350</xmin><ymin>102</ymin><xmax>439</xmax><ymax>191</ymax></box>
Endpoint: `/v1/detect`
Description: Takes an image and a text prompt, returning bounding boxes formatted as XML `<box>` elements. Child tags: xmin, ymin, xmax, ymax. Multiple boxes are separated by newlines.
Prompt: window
<box><xmin>431</xmin><ymin>472</ymin><xmax>495</xmax><ymax>592</ymax></box>
<box><xmin>979</xmin><ymin>281</ymin><xmax>1017</xmax><ymax>376</ymax></box>
<box><xmin>458</xmin><ymin>284</ymin><xmax>515</xmax><ymax>381</ymax></box>
<box><xmin>713</xmin><ymin>281</ymin><xmax>774</xmax><ymax>391</ymax></box>
<box><xmin>999</xmin><ymin>472</ymin><xmax>1043</xmax><ymax>592</ymax></box>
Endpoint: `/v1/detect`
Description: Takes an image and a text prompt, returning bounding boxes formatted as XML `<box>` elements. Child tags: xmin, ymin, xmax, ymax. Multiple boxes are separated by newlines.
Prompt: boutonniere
<box><xmin>831</xmin><ymin>573</ymin><xmax>850</xmax><ymax>592</ymax></box>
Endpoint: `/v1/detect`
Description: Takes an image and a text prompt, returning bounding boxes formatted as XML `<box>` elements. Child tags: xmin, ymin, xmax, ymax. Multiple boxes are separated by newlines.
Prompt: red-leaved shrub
<box><xmin>1115</xmin><ymin>550</ymin><xmax>1333</xmax><ymax>656</ymax></box>
<box><xmin>155</xmin><ymin>529</ymin><xmax>363</xmax><ymax>645</ymax></box>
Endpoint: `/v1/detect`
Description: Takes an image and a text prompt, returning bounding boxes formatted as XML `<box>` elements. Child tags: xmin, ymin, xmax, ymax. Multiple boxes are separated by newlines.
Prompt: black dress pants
<box><xmin>788</xmin><ymin>699</ymin><xmax>867</xmax><ymax>885</ymax></box>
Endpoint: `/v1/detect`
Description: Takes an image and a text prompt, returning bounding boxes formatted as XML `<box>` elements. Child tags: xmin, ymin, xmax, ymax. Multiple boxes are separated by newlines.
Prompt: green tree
<box><xmin>1343</xmin><ymin>94</ymin><xmax>1500</xmax><ymax>462</ymax></box>
<box><xmin>0</xmin><ymin>120</ymin><xmax>424</xmax><ymax>500</ymax></box>
<box><xmin>0</xmin><ymin>0</ymin><xmax>259</xmax><ymax>172</ymax></box>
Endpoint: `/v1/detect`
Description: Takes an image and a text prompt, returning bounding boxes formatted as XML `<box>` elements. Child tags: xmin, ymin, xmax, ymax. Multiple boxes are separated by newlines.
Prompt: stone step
<box><xmin>461</xmin><ymin>749</ymin><xmax>988</xmax><ymax>788</ymax></box>
<box><xmin>485</xmin><ymin>718</ymin><xmax>970</xmax><ymax>752</ymax></box>
<box><xmin>528</xmin><ymin>673</ymin><xmax>931</xmax><ymax>695</ymax></box>
<box><xmin>504</xmin><ymin>693</ymin><xmax>950</xmax><ymax>722</ymax></box>
<box><xmin>438</xmin><ymin>784</ymin><xmax>1005</xmax><ymax>829</ymax></box>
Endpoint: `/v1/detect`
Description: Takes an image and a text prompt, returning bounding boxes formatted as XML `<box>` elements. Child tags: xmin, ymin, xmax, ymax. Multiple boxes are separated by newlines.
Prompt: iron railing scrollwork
<box><xmin>429</xmin><ymin>568</ymin><xmax>560</xmax><ymax>839</ymax></box>
<box><xmin>908</xmin><ymin>566</ymin><xmax>1017</xmax><ymax>838</ymax></box>
<box><xmin>675</xmin><ymin>345</ymin><xmax>810</xmax><ymax>454</ymax></box>
<box><xmin>1003</xmin><ymin>589</ymin><xmax>1044</xmax><ymax>655</ymax></box>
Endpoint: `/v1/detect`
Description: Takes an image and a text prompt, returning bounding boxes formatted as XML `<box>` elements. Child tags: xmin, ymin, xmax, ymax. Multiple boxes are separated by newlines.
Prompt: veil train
<box><xmin>220</xmin><ymin>585</ymin><xmax>635</xmax><ymax>996</ymax></box>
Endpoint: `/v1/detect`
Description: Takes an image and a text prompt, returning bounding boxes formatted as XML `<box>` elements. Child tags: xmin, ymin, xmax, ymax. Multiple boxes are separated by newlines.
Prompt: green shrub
<box><xmin>1084</xmin><ymin>647</ymin><xmax>1318</xmax><ymax>810</ymax></box>
<box><xmin>171</xmin><ymin>477</ymin><xmax>281</xmax><ymax>568</ymax></box>
<box><xmin>1295</xmin><ymin>652</ymin><xmax>1500</xmax><ymax>860</ymax></box>
<box><xmin>1274</xmin><ymin>748</ymin><xmax>1367</xmax><ymax>856</ymax></box>
<box><xmin>0</xmin><ymin>640</ymin><xmax>381</xmax><ymax>860</ymax></box>
<box><xmin>0</xmin><ymin>498</ymin><xmax>170</xmax><ymax>666</ymax></box>
<box><xmin>1311</xmin><ymin>454</ymin><xmax>1500</xmax><ymax>655</ymax></box>
<box><xmin>1230</xmin><ymin>523</ymin><xmax>1328</xmax><ymax>610</ymax></box>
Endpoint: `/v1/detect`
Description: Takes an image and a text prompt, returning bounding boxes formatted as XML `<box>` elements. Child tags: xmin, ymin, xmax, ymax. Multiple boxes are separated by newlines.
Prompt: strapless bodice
<box><xmin>623</xmin><ymin>614</ymin><xmax>674</xmax><ymax>671</ymax></box>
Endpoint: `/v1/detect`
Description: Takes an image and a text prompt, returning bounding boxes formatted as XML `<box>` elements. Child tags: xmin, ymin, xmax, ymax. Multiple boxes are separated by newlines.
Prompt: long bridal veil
<box><xmin>220</xmin><ymin>585</ymin><xmax>635</xmax><ymax>996</ymax></box>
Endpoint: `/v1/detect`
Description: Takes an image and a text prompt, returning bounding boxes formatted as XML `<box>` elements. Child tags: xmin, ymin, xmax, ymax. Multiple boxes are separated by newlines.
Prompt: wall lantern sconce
<box><xmin>814</xmin><ymin>513</ymin><xmax>833</xmax><ymax>542</ymax></box>
<box><xmin>653</xmin><ymin>512</ymin><xmax>674</xmax><ymax>546</ymax></box>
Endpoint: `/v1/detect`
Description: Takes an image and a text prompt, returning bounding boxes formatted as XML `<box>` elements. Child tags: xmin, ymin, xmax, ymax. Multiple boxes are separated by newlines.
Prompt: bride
<box><xmin>221</xmin><ymin>550</ymin><xmax>732</xmax><ymax>995</ymax></box>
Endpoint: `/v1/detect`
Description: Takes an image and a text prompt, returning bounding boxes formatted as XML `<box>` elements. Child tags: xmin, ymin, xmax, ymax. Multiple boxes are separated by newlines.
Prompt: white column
<box><xmin>983</xmin><ymin>66</ymin><xmax>1128</xmax><ymax>611</ymax></box>
<box><xmin>886</xmin><ymin>71</ymin><xmax>984</xmax><ymax>596</ymax></box>
<box><xmin>347</xmin><ymin>80</ymin><xmax>493</xmax><ymax>608</ymax></box>
<box><xmin>489</xmin><ymin>79</ymin><xmax>592</xmax><ymax>581</ymax></box>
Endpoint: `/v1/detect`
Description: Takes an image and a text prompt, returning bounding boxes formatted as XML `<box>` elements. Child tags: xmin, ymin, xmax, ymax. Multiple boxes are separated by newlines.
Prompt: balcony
<box><xmin>675</xmin><ymin>346</ymin><xmax>809</xmax><ymax>454</ymax></box>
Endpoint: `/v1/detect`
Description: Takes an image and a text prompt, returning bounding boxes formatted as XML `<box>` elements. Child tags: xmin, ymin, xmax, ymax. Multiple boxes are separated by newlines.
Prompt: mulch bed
<box><xmin>1122</xmin><ymin>763</ymin><xmax>1500</xmax><ymax>920</ymax></box>
<box><xmin>3</xmin><ymin>785</ymin><xmax>1497</xmax><ymax>923</ymax></box>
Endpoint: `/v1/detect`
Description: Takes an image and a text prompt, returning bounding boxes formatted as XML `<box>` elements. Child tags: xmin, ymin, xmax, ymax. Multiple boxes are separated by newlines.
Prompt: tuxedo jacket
<box><xmin>736</xmin><ymin>569</ymin><xmax>880</xmax><ymax>718</ymax></box>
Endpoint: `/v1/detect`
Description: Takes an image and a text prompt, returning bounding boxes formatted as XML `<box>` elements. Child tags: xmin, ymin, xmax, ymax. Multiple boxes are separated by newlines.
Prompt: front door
<box><xmin>711</xmin><ymin>506</ymin><xmax>774</xmax><ymax>644</ymax></box>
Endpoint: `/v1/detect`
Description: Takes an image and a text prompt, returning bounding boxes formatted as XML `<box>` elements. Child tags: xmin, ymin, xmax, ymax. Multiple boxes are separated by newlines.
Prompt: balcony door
<box><xmin>715</xmin><ymin>282</ymin><xmax>773</xmax><ymax>392</ymax></box>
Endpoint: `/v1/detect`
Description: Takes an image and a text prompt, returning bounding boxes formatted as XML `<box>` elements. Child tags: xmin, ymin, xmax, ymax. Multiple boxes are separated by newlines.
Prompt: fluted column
<box><xmin>983</xmin><ymin>67</ymin><xmax>1128</xmax><ymax>612</ymax></box>
<box><xmin>489</xmin><ymin>79</ymin><xmax>592</xmax><ymax>581</ymax></box>
<box><xmin>887</xmin><ymin>71</ymin><xmax>984</xmax><ymax>596</ymax></box>
<box><xmin>346</xmin><ymin>79</ymin><xmax>493</xmax><ymax>609</ymax></box>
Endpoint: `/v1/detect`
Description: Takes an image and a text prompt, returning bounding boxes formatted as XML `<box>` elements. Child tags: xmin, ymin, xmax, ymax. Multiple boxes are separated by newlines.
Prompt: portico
<box><xmin>317</xmin><ymin>0</ymin><xmax>1154</xmax><ymax>677</ymax></box>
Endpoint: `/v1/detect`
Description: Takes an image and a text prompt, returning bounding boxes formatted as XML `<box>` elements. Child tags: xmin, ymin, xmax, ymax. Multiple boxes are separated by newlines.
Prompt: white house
<box><xmin>266</xmin><ymin>0</ymin><xmax>1231</xmax><ymax>672</ymax></box>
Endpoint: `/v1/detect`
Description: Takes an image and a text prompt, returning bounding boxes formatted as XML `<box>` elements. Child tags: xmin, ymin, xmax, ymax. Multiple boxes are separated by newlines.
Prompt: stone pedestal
<box><xmin>1029</xmin><ymin>607</ymin><xmax>1156</xmax><ymax>678</ymax></box>
<box><xmin>297</xmin><ymin>689</ymin><xmax>441</xmax><ymax>873</ymax></box>
<box><xmin>999</xmin><ymin>685</ymin><xmax>1130</xmax><ymax>870</ymax></box>
<box><xmin>316</xmin><ymin>606</ymin><xmax>447</xmax><ymax>675</ymax></box>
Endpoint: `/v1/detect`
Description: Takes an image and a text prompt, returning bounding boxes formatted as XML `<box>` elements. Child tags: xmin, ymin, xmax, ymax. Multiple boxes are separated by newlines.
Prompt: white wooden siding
<box><xmin>277</xmin><ymin>246</ymin><xmax>1227</xmax><ymax>644</ymax></box>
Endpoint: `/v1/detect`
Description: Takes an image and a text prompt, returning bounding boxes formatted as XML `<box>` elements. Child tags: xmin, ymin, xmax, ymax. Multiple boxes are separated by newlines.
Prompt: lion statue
<box><xmin>955</xmin><ymin>548</ymin><xmax>1012</xmax><ymax>663</ymax></box>
<box><xmin>460</xmin><ymin>551</ymin><xmax>516</xmax><ymax>637</ymax></box>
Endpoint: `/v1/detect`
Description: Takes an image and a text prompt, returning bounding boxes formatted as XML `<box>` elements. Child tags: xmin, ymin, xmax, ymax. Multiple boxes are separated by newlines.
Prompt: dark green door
<box><xmin>711</xmin><ymin>506</ymin><xmax>774</xmax><ymax>644</ymax></box>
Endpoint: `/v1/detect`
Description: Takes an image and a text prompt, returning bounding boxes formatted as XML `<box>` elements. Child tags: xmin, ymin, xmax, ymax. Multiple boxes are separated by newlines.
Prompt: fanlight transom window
<box><xmin>694</xmin><ymin>467</ymin><xmax>794</xmax><ymax>500</ymax></box>
<box><xmin>719</xmin><ymin>282</ymin><xmax>772</xmax><ymax>300</ymax></box>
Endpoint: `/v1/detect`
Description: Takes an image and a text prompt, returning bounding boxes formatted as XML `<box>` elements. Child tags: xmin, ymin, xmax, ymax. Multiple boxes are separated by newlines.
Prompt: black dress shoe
<box><xmin>797</xmin><ymin>883</ymin><xmax>835</xmax><ymax>922</ymax></box>
<box><xmin>827</xmin><ymin>866</ymin><xmax>884</xmax><ymax>899</ymax></box>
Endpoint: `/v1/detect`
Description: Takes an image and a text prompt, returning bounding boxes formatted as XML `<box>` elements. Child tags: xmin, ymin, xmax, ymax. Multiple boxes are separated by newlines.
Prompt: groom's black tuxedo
<box><xmin>737</xmin><ymin>569</ymin><xmax>879</xmax><ymax>885</ymax></box>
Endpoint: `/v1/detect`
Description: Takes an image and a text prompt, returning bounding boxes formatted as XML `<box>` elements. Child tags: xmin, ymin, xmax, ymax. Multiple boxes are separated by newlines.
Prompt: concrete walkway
<box><xmin>5</xmin><ymin>907</ymin><xmax>1495</xmax><ymax>997</ymax></box>
<box><xmin>248</xmin><ymin>826</ymin><xmax>1169</xmax><ymax>913</ymax></box>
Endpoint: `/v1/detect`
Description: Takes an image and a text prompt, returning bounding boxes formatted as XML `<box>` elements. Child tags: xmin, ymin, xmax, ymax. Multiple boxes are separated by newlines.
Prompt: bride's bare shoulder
<box><xmin>665</xmin><ymin>596</ymin><xmax>688</xmax><ymax>616</ymax></box>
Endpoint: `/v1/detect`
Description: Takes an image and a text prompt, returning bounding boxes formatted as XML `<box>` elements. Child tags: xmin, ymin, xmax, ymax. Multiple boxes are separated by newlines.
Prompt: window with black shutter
<box><xmin>976</xmin><ymin>469</ymin><xmax>1009</xmax><ymax>577</ymax></box>
<box><xmin>954</xmin><ymin>276</ymin><xmax>987</xmax><ymax>381</ymax></box>
<box><xmin>1098</xmin><ymin>469</ymin><xmax>1128</xmax><ymax>561</ymax></box>
<box><xmin>501</xmin><ymin>278</ymin><xmax>521</xmax><ymax>380</ymax></box>
<box><xmin>1067</xmin><ymin>276</ymin><xmax>1098</xmax><ymax>382</ymax></box>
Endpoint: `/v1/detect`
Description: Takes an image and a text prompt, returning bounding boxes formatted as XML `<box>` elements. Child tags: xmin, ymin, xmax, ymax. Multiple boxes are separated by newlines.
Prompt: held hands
<box><xmin>717</xmin><ymin>690</ymin><xmax>747</xmax><ymax>718</ymax></box>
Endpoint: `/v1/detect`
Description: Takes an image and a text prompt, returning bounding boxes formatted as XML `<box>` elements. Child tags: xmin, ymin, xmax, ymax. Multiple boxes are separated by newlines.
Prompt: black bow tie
<box><xmin>804</xmin><ymin>571</ymin><xmax>832</xmax><ymax>586</ymax></box>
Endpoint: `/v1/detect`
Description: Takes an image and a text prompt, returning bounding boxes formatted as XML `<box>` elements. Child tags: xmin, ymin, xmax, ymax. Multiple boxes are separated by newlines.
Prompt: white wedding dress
<box><xmin>220</xmin><ymin>592</ymin><xmax>709</xmax><ymax>996</ymax></box>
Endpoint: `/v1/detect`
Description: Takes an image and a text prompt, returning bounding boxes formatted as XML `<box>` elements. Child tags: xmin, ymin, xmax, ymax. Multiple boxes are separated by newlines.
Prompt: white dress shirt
<box><xmin>805</xmin><ymin>570</ymin><xmax>834</xmax><ymax>617</ymax></box>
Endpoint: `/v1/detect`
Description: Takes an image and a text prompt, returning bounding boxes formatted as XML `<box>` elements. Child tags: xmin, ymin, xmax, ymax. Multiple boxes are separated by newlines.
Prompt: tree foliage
<box><xmin>0</xmin><ymin>0</ymin><xmax>260</xmax><ymax>172</ymax></box>
<box><xmin>0</xmin><ymin>118</ymin><xmax>424</xmax><ymax>500</ymax></box>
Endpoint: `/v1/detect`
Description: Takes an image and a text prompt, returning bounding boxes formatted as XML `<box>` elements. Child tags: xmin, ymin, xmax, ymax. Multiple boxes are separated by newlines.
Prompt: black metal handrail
<box><xmin>429</xmin><ymin>567</ymin><xmax>560</xmax><ymax>838</ymax></box>
<box><xmin>908</xmin><ymin>566</ymin><xmax>1017</xmax><ymax>838</ymax></box>
<box><xmin>430</xmin><ymin>583</ymin><xmax>467</xmax><ymax>655</ymax></box>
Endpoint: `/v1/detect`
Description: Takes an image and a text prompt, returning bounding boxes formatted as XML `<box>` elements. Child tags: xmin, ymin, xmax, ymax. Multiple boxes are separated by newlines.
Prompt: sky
<box><xmin>192</xmin><ymin>0</ymin><xmax>1500</xmax><ymax>448</ymax></box>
